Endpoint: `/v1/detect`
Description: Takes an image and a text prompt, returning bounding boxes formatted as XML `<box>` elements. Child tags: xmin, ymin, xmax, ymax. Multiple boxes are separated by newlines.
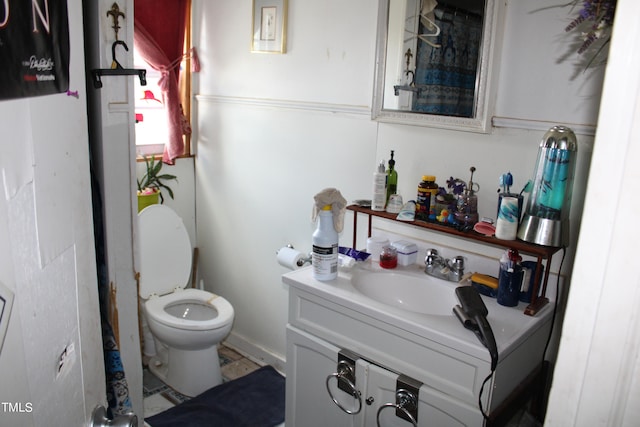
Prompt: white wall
<box><xmin>191</xmin><ymin>0</ymin><xmax>604</xmax><ymax>368</ymax></box>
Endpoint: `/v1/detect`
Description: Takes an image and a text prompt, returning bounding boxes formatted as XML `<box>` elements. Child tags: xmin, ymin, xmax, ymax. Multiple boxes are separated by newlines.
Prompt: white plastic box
<box><xmin>391</xmin><ymin>240</ymin><xmax>418</xmax><ymax>266</ymax></box>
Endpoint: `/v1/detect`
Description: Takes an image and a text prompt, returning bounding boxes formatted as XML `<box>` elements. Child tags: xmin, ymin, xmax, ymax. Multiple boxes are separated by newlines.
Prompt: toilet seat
<box><xmin>145</xmin><ymin>288</ymin><xmax>234</xmax><ymax>331</ymax></box>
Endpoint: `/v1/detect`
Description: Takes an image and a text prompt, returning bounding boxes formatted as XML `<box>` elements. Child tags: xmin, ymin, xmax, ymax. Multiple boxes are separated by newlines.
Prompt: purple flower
<box><xmin>564</xmin><ymin>0</ymin><xmax>616</xmax><ymax>63</ymax></box>
<box><xmin>446</xmin><ymin>177</ymin><xmax>466</xmax><ymax>195</ymax></box>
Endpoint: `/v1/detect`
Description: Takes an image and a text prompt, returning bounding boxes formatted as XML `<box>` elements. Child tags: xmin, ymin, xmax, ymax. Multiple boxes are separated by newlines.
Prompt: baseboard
<box><xmin>223</xmin><ymin>332</ymin><xmax>286</xmax><ymax>377</ymax></box>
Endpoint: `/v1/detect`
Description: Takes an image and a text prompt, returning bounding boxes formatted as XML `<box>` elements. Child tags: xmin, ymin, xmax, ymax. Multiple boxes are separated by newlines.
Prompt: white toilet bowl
<box><xmin>138</xmin><ymin>205</ymin><xmax>235</xmax><ymax>397</ymax></box>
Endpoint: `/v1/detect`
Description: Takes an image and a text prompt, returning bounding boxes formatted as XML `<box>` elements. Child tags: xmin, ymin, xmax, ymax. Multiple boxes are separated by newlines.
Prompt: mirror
<box><xmin>372</xmin><ymin>0</ymin><xmax>503</xmax><ymax>132</ymax></box>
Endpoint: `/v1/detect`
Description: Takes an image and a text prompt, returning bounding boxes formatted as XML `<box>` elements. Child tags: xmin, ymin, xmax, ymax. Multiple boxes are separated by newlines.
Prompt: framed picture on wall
<box><xmin>251</xmin><ymin>0</ymin><xmax>288</xmax><ymax>53</ymax></box>
<box><xmin>0</xmin><ymin>0</ymin><xmax>70</xmax><ymax>100</ymax></box>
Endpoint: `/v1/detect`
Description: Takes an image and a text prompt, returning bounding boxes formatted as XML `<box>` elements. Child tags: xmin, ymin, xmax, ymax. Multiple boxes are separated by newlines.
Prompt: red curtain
<box><xmin>134</xmin><ymin>0</ymin><xmax>189</xmax><ymax>164</ymax></box>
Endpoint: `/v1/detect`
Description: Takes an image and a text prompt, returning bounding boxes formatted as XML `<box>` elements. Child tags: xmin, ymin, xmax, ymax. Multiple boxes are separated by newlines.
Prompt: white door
<box><xmin>286</xmin><ymin>325</ymin><xmax>367</xmax><ymax>427</ymax></box>
<box><xmin>0</xmin><ymin>0</ymin><xmax>108</xmax><ymax>425</ymax></box>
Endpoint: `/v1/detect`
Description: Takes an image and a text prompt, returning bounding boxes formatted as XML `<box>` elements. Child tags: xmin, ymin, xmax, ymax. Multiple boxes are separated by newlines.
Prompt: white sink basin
<box><xmin>350</xmin><ymin>269</ymin><xmax>458</xmax><ymax>316</ymax></box>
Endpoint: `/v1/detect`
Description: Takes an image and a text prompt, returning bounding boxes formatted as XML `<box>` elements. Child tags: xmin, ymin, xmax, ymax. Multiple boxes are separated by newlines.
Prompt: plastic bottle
<box><xmin>495</xmin><ymin>196</ymin><xmax>518</xmax><ymax>240</ymax></box>
<box><xmin>386</xmin><ymin>150</ymin><xmax>398</xmax><ymax>206</ymax></box>
<box><xmin>416</xmin><ymin>175</ymin><xmax>437</xmax><ymax>221</ymax></box>
<box><xmin>372</xmin><ymin>160</ymin><xmax>387</xmax><ymax>211</ymax></box>
<box><xmin>312</xmin><ymin>205</ymin><xmax>339</xmax><ymax>281</ymax></box>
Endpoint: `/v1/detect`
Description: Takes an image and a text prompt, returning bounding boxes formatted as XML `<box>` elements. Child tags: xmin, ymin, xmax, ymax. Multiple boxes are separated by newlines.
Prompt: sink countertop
<box><xmin>283</xmin><ymin>262</ymin><xmax>554</xmax><ymax>363</ymax></box>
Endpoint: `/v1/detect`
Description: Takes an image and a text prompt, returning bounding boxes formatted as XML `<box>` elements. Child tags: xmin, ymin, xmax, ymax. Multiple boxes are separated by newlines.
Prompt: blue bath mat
<box><xmin>145</xmin><ymin>365</ymin><xmax>285</xmax><ymax>427</ymax></box>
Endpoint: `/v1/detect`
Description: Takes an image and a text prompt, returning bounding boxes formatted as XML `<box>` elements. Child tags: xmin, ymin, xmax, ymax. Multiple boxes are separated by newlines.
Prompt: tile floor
<box><xmin>143</xmin><ymin>344</ymin><xmax>263</xmax><ymax>421</ymax></box>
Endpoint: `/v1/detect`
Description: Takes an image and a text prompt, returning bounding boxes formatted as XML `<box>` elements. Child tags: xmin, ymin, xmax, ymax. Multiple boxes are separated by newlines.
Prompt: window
<box><xmin>133</xmin><ymin>0</ymin><xmax>194</xmax><ymax>163</ymax></box>
<box><xmin>134</xmin><ymin>48</ymin><xmax>168</xmax><ymax>157</ymax></box>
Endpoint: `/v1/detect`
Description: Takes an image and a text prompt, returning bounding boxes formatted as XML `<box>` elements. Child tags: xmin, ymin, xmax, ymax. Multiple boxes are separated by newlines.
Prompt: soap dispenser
<box><xmin>386</xmin><ymin>150</ymin><xmax>398</xmax><ymax>206</ymax></box>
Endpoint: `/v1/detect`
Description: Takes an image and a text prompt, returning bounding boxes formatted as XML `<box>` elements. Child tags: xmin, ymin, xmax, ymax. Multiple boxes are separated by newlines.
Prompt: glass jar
<box><xmin>379</xmin><ymin>246</ymin><xmax>398</xmax><ymax>269</ymax></box>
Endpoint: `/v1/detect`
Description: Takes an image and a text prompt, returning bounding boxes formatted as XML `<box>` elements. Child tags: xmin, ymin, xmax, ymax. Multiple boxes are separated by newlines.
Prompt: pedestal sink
<box><xmin>350</xmin><ymin>268</ymin><xmax>458</xmax><ymax>316</ymax></box>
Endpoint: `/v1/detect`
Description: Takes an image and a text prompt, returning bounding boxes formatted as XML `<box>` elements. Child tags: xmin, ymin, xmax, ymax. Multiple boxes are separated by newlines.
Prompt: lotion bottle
<box><xmin>372</xmin><ymin>160</ymin><xmax>387</xmax><ymax>211</ymax></box>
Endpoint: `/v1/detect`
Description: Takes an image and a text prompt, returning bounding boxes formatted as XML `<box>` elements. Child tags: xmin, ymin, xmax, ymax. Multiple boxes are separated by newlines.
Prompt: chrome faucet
<box><xmin>424</xmin><ymin>249</ymin><xmax>465</xmax><ymax>282</ymax></box>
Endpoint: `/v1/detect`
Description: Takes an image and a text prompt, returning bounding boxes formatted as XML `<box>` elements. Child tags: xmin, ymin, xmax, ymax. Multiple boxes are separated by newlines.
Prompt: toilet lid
<box><xmin>138</xmin><ymin>205</ymin><xmax>192</xmax><ymax>299</ymax></box>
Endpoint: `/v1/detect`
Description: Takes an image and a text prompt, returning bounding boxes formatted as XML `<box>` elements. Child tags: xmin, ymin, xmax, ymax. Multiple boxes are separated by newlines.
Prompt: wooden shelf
<box><xmin>347</xmin><ymin>205</ymin><xmax>563</xmax><ymax>316</ymax></box>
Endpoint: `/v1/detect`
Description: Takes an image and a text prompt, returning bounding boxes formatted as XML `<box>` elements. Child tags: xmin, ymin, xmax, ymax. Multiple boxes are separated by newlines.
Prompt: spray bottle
<box><xmin>312</xmin><ymin>205</ymin><xmax>339</xmax><ymax>281</ymax></box>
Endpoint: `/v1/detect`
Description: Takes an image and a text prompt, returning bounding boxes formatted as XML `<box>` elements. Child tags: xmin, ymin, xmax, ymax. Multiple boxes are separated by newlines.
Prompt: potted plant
<box><xmin>136</xmin><ymin>155</ymin><xmax>178</xmax><ymax>212</ymax></box>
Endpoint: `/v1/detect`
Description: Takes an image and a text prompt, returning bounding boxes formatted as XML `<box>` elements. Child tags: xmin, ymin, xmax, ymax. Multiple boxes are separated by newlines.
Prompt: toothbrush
<box><xmin>498</xmin><ymin>172</ymin><xmax>513</xmax><ymax>194</ymax></box>
<box><xmin>519</xmin><ymin>180</ymin><xmax>532</xmax><ymax>196</ymax></box>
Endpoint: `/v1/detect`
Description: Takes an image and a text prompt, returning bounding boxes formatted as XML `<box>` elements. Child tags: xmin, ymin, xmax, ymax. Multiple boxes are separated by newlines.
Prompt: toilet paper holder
<box><xmin>279</xmin><ymin>244</ymin><xmax>312</xmax><ymax>267</ymax></box>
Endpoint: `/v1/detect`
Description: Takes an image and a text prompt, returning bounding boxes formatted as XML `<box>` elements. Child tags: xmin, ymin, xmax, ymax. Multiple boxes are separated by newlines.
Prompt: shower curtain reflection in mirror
<box><xmin>413</xmin><ymin>6</ymin><xmax>483</xmax><ymax>117</ymax></box>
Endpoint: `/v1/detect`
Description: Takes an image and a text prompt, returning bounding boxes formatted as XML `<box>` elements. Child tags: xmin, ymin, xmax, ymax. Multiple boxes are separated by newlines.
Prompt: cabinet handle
<box><xmin>376</xmin><ymin>389</ymin><xmax>418</xmax><ymax>427</ymax></box>
<box><xmin>325</xmin><ymin>360</ymin><xmax>363</xmax><ymax>415</ymax></box>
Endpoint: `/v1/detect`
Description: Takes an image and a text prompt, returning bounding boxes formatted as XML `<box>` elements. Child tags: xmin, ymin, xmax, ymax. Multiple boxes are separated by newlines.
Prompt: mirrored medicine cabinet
<box><xmin>372</xmin><ymin>0</ymin><xmax>504</xmax><ymax>133</ymax></box>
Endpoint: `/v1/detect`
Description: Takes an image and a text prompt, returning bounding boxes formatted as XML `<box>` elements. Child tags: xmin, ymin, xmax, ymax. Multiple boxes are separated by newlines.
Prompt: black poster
<box><xmin>0</xmin><ymin>0</ymin><xmax>70</xmax><ymax>100</ymax></box>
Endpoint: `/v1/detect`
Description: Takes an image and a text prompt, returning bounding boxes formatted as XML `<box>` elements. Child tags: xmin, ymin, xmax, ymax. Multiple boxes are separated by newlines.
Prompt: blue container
<box><xmin>497</xmin><ymin>266</ymin><xmax>523</xmax><ymax>307</ymax></box>
<box><xmin>519</xmin><ymin>261</ymin><xmax>543</xmax><ymax>303</ymax></box>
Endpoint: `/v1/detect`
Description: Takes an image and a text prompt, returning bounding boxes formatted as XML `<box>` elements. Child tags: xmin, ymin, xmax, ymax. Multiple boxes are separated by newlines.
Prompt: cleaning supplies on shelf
<box><xmin>372</xmin><ymin>160</ymin><xmax>387</xmax><ymax>211</ymax></box>
<box><xmin>385</xmin><ymin>150</ymin><xmax>398</xmax><ymax>206</ymax></box>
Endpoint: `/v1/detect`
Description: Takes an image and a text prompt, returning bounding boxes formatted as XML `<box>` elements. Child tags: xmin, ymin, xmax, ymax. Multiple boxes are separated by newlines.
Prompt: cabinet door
<box><xmin>363</xmin><ymin>363</ymin><xmax>481</xmax><ymax>427</ymax></box>
<box><xmin>286</xmin><ymin>325</ymin><xmax>367</xmax><ymax>427</ymax></box>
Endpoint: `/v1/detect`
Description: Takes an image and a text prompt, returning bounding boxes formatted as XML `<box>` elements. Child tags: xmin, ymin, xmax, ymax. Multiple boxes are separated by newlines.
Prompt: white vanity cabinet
<box><xmin>286</xmin><ymin>325</ymin><xmax>479</xmax><ymax>426</ymax></box>
<box><xmin>284</xmin><ymin>267</ymin><xmax>554</xmax><ymax>427</ymax></box>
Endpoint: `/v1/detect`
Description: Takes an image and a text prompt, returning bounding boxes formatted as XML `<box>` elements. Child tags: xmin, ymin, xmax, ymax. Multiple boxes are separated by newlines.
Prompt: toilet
<box><xmin>138</xmin><ymin>204</ymin><xmax>234</xmax><ymax>397</ymax></box>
